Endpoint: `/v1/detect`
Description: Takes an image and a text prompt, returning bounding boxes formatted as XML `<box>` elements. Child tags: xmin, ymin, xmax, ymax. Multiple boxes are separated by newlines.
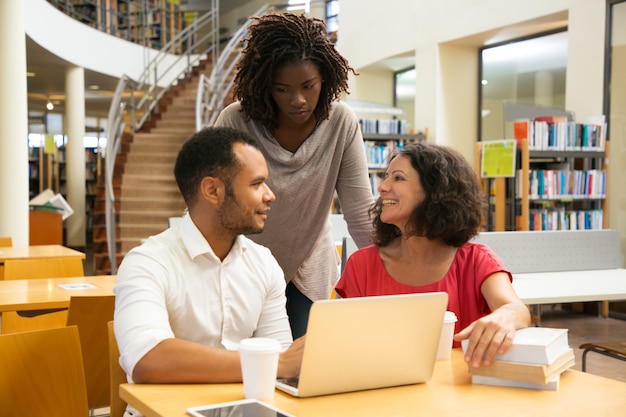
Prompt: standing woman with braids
<box><xmin>215</xmin><ymin>12</ymin><xmax>374</xmax><ymax>338</ymax></box>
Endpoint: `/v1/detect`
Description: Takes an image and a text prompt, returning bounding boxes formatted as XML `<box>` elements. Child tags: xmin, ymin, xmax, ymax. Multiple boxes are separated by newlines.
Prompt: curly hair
<box><xmin>174</xmin><ymin>127</ymin><xmax>259</xmax><ymax>208</ymax></box>
<box><xmin>233</xmin><ymin>12</ymin><xmax>357</xmax><ymax>131</ymax></box>
<box><xmin>370</xmin><ymin>142</ymin><xmax>486</xmax><ymax>247</ymax></box>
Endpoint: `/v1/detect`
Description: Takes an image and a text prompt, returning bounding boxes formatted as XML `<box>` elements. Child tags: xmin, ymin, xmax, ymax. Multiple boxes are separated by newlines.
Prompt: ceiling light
<box><xmin>26</xmin><ymin>72</ymin><xmax>36</xmax><ymax>77</ymax></box>
<box><xmin>46</xmin><ymin>101</ymin><xmax>54</xmax><ymax>111</ymax></box>
<box><xmin>88</xmin><ymin>85</ymin><xmax>100</xmax><ymax>90</ymax></box>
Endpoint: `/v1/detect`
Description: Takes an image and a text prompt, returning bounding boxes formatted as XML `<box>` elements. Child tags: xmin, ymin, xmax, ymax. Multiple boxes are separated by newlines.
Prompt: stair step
<box><xmin>120</xmin><ymin>197</ymin><xmax>186</xmax><ymax>211</ymax></box>
<box><xmin>129</xmin><ymin>142</ymin><xmax>183</xmax><ymax>153</ymax></box>
<box><xmin>132</xmin><ymin>132</ymin><xmax>189</xmax><ymax>143</ymax></box>
<box><xmin>120</xmin><ymin>211</ymin><xmax>184</xmax><ymax>223</ymax></box>
<box><xmin>155</xmin><ymin>120</ymin><xmax>195</xmax><ymax>130</ymax></box>
<box><xmin>121</xmin><ymin>239</ymin><xmax>143</xmax><ymax>254</ymax></box>
<box><xmin>126</xmin><ymin>153</ymin><xmax>178</xmax><ymax>164</ymax></box>
<box><xmin>123</xmin><ymin>163</ymin><xmax>176</xmax><ymax>175</ymax></box>
<box><xmin>121</xmin><ymin>174</ymin><xmax>178</xmax><ymax>186</ymax></box>
<box><xmin>120</xmin><ymin>185</ymin><xmax>181</xmax><ymax>199</ymax></box>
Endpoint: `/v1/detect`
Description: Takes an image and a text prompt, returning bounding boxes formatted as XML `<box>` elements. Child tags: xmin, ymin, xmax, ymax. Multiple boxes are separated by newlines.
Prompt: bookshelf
<box><xmin>114</xmin><ymin>0</ymin><xmax>182</xmax><ymax>49</ymax></box>
<box><xmin>363</xmin><ymin>132</ymin><xmax>422</xmax><ymax>197</ymax></box>
<box><xmin>28</xmin><ymin>145</ymin><xmax>101</xmax><ymax>234</ymax></box>
<box><xmin>478</xmin><ymin>115</ymin><xmax>608</xmax><ymax>232</ymax></box>
<box><xmin>50</xmin><ymin>0</ymin><xmax>183</xmax><ymax>50</ymax></box>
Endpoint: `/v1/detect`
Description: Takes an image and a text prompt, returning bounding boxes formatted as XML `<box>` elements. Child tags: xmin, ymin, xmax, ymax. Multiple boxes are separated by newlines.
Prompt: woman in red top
<box><xmin>335</xmin><ymin>142</ymin><xmax>530</xmax><ymax>368</ymax></box>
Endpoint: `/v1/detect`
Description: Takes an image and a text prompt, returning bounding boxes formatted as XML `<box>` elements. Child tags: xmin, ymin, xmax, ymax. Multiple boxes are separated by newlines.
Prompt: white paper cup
<box><xmin>238</xmin><ymin>337</ymin><xmax>281</xmax><ymax>400</ymax></box>
<box><xmin>436</xmin><ymin>311</ymin><xmax>458</xmax><ymax>360</ymax></box>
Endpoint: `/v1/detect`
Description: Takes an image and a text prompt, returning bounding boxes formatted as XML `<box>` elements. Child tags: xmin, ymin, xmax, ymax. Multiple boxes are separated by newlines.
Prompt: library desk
<box><xmin>0</xmin><ymin>275</ymin><xmax>115</xmax><ymax>313</ymax></box>
<box><xmin>119</xmin><ymin>349</ymin><xmax>626</xmax><ymax>417</ymax></box>
<box><xmin>0</xmin><ymin>244</ymin><xmax>86</xmax><ymax>279</ymax></box>
<box><xmin>512</xmin><ymin>269</ymin><xmax>626</xmax><ymax>304</ymax></box>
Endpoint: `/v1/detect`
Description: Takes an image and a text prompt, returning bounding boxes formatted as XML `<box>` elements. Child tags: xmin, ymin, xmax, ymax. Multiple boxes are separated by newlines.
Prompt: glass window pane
<box><xmin>480</xmin><ymin>31</ymin><xmax>568</xmax><ymax>141</ymax></box>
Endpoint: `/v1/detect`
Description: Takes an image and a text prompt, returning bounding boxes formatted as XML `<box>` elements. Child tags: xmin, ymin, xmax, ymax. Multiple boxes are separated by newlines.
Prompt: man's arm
<box><xmin>132</xmin><ymin>338</ymin><xmax>242</xmax><ymax>383</ymax></box>
<box><xmin>133</xmin><ymin>336</ymin><xmax>306</xmax><ymax>383</ymax></box>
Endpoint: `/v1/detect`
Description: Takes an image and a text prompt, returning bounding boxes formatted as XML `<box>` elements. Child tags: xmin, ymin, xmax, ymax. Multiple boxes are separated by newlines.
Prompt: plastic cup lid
<box><xmin>444</xmin><ymin>311</ymin><xmax>458</xmax><ymax>322</ymax></box>
<box><xmin>238</xmin><ymin>337</ymin><xmax>281</xmax><ymax>352</ymax></box>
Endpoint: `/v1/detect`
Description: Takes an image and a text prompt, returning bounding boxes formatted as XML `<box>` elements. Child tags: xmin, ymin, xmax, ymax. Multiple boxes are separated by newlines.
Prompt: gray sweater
<box><xmin>215</xmin><ymin>101</ymin><xmax>374</xmax><ymax>301</ymax></box>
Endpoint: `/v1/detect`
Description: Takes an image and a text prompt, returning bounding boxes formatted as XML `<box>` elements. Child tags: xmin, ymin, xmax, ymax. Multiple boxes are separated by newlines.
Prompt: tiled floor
<box><xmin>538</xmin><ymin>306</ymin><xmax>626</xmax><ymax>383</ymax></box>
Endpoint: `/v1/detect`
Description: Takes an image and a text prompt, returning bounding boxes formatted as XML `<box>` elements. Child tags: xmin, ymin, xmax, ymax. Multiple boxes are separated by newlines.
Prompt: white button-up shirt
<box><xmin>114</xmin><ymin>214</ymin><xmax>292</xmax><ymax>381</ymax></box>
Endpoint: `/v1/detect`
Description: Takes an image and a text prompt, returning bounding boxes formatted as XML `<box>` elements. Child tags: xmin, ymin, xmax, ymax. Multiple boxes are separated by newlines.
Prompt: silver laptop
<box><xmin>275</xmin><ymin>292</ymin><xmax>448</xmax><ymax>397</ymax></box>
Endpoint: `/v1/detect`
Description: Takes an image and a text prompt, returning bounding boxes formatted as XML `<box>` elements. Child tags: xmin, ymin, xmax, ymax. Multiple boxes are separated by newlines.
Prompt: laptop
<box><xmin>275</xmin><ymin>292</ymin><xmax>448</xmax><ymax>397</ymax></box>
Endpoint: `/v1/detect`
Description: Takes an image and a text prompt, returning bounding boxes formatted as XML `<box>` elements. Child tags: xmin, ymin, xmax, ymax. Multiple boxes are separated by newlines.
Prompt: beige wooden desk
<box><xmin>0</xmin><ymin>275</ymin><xmax>115</xmax><ymax>313</ymax></box>
<box><xmin>120</xmin><ymin>349</ymin><xmax>626</xmax><ymax>417</ymax></box>
<box><xmin>0</xmin><ymin>245</ymin><xmax>86</xmax><ymax>279</ymax></box>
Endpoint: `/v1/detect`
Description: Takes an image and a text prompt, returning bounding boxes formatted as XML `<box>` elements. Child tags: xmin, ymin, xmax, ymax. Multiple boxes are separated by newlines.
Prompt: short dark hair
<box><xmin>174</xmin><ymin>127</ymin><xmax>259</xmax><ymax>207</ymax></box>
<box><xmin>370</xmin><ymin>142</ymin><xmax>486</xmax><ymax>247</ymax></box>
<box><xmin>233</xmin><ymin>12</ymin><xmax>357</xmax><ymax>131</ymax></box>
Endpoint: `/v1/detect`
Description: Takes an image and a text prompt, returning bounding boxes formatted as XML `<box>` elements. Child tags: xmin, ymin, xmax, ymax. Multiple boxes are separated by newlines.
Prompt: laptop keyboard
<box><xmin>277</xmin><ymin>377</ymin><xmax>299</xmax><ymax>388</ymax></box>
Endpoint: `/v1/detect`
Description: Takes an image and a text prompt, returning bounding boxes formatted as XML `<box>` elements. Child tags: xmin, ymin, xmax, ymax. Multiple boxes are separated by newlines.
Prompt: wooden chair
<box><xmin>108</xmin><ymin>321</ymin><xmax>128</xmax><ymax>417</ymax></box>
<box><xmin>0</xmin><ymin>236</ymin><xmax>11</xmax><ymax>279</ymax></box>
<box><xmin>66</xmin><ymin>295</ymin><xmax>115</xmax><ymax>413</ymax></box>
<box><xmin>1</xmin><ymin>257</ymin><xmax>84</xmax><ymax>334</ymax></box>
<box><xmin>29</xmin><ymin>209</ymin><xmax>63</xmax><ymax>245</ymax></box>
<box><xmin>580</xmin><ymin>340</ymin><xmax>626</xmax><ymax>372</ymax></box>
<box><xmin>0</xmin><ymin>325</ymin><xmax>89</xmax><ymax>416</ymax></box>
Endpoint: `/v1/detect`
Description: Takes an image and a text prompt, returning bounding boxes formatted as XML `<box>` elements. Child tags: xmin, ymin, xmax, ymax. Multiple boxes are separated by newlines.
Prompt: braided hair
<box><xmin>233</xmin><ymin>12</ymin><xmax>357</xmax><ymax>131</ymax></box>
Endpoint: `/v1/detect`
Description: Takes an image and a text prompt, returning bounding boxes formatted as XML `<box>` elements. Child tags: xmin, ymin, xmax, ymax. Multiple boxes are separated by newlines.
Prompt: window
<box><xmin>480</xmin><ymin>30</ymin><xmax>568</xmax><ymax>141</ymax></box>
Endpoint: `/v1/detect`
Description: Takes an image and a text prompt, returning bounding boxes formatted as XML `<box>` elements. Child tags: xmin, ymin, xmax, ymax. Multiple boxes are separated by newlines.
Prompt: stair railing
<box><xmin>104</xmin><ymin>1</ymin><xmax>219</xmax><ymax>273</ymax></box>
<box><xmin>196</xmin><ymin>1</ymin><xmax>325</xmax><ymax>131</ymax></box>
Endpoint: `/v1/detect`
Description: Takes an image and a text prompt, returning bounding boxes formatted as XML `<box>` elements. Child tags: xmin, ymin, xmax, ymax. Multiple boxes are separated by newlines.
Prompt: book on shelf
<box><xmin>512</xmin><ymin>115</ymin><xmax>606</xmax><ymax>151</ymax></box>
<box><xmin>468</xmin><ymin>348</ymin><xmax>575</xmax><ymax>386</ymax></box>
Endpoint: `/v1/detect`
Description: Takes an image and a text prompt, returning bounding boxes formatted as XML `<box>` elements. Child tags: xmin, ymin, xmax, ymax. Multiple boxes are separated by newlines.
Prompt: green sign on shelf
<box><xmin>480</xmin><ymin>139</ymin><xmax>517</xmax><ymax>178</ymax></box>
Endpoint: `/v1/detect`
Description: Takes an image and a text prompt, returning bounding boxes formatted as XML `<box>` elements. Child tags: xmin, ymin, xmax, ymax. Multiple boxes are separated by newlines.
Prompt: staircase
<box><xmin>92</xmin><ymin>61</ymin><xmax>215</xmax><ymax>275</ymax></box>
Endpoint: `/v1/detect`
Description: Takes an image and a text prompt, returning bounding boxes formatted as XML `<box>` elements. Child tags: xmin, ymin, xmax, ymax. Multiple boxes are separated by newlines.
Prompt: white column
<box><xmin>0</xmin><ymin>2</ymin><xmax>29</xmax><ymax>246</ymax></box>
<box><xmin>65</xmin><ymin>66</ymin><xmax>86</xmax><ymax>247</ymax></box>
<box><xmin>437</xmin><ymin>44</ymin><xmax>479</xmax><ymax>168</ymax></box>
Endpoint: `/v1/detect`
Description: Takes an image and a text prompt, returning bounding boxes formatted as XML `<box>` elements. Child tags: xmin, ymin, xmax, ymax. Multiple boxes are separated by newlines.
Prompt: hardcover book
<box><xmin>470</xmin><ymin>374</ymin><xmax>560</xmax><ymax>390</ymax></box>
<box><xmin>467</xmin><ymin>348</ymin><xmax>575</xmax><ymax>385</ymax></box>
<box><xmin>462</xmin><ymin>327</ymin><xmax>569</xmax><ymax>365</ymax></box>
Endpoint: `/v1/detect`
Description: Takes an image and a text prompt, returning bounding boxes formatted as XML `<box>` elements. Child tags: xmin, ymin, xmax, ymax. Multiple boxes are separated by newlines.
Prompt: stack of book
<box><xmin>461</xmin><ymin>327</ymin><xmax>574</xmax><ymax>390</ymax></box>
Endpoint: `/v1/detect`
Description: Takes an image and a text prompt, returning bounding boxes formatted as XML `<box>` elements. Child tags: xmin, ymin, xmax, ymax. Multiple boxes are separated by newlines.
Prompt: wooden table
<box><xmin>120</xmin><ymin>349</ymin><xmax>626</xmax><ymax>417</ymax></box>
<box><xmin>0</xmin><ymin>245</ymin><xmax>86</xmax><ymax>279</ymax></box>
<box><xmin>0</xmin><ymin>275</ymin><xmax>115</xmax><ymax>313</ymax></box>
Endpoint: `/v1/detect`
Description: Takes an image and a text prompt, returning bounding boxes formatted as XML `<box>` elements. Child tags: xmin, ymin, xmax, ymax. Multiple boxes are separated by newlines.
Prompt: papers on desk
<box><xmin>462</xmin><ymin>327</ymin><xmax>574</xmax><ymax>390</ymax></box>
<box><xmin>57</xmin><ymin>283</ymin><xmax>98</xmax><ymax>290</ymax></box>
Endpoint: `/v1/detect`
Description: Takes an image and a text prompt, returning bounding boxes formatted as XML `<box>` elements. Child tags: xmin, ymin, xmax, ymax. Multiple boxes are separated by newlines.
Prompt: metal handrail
<box><xmin>104</xmin><ymin>1</ymin><xmax>219</xmax><ymax>273</ymax></box>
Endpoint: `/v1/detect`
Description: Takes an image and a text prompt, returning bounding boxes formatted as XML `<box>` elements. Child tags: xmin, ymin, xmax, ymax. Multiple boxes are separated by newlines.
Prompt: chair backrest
<box><xmin>329</xmin><ymin>214</ymin><xmax>349</xmax><ymax>243</ymax></box>
<box><xmin>1</xmin><ymin>257</ymin><xmax>85</xmax><ymax>334</ymax></box>
<box><xmin>29</xmin><ymin>209</ymin><xmax>63</xmax><ymax>245</ymax></box>
<box><xmin>3</xmin><ymin>257</ymin><xmax>84</xmax><ymax>280</ymax></box>
<box><xmin>66</xmin><ymin>295</ymin><xmax>116</xmax><ymax>411</ymax></box>
<box><xmin>108</xmin><ymin>321</ymin><xmax>128</xmax><ymax>417</ymax></box>
<box><xmin>472</xmin><ymin>229</ymin><xmax>622</xmax><ymax>273</ymax></box>
<box><xmin>0</xmin><ymin>325</ymin><xmax>89</xmax><ymax>417</ymax></box>
<box><xmin>341</xmin><ymin>236</ymin><xmax>358</xmax><ymax>275</ymax></box>
<box><xmin>0</xmin><ymin>236</ymin><xmax>11</xmax><ymax>279</ymax></box>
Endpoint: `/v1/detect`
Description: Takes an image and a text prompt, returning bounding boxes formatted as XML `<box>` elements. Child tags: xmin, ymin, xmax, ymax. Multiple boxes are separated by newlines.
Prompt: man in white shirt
<box><xmin>114</xmin><ymin>127</ymin><xmax>304</xmax><ymax>396</ymax></box>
